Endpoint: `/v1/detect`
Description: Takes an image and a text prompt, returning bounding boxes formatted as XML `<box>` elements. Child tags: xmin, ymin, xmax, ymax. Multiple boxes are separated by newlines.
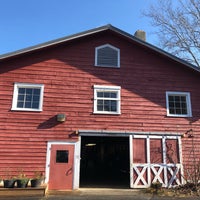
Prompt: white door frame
<box><xmin>45</xmin><ymin>141</ymin><xmax>80</xmax><ymax>189</ymax></box>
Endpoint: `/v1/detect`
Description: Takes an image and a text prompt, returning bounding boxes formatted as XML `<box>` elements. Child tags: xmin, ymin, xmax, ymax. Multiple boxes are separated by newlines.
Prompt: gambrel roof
<box><xmin>1</xmin><ymin>24</ymin><xmax>200</xmax><ymax>73</ymax></box>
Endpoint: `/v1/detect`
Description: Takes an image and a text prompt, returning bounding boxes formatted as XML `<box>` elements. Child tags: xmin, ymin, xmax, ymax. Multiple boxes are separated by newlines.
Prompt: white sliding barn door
<box><xmin>129</xmin><ymin>135</ymin><xmax>184</xmax><ymax>188</ymax></box>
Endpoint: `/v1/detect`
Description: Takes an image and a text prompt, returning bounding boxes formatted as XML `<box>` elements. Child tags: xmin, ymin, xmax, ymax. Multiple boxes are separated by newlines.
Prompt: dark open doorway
<box><xmin>80</xmin><ymin>136</ymin><xmax>129</xmax><ymax>188</ymax></box>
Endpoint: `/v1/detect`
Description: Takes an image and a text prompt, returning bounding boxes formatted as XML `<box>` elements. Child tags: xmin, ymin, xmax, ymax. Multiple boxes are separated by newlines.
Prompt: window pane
<box><xmin>18</xmin><ymin>94</ymin><xmax>24</xmax><ymax>101</ymax></box>
<box><xmin>169</xmin><ymin>102</ymin><xmax>174</xmax><ymax>107</ymax></box>
<box><xmin>33</xmin><ymin>95</ymin><xmax>40</xmax><ymax>101</ymax></box>
<box><xmin>104</xmin><ymin>92</ymin><xmax>110</xmax><ymax>98</ymax></box>
<box><xmin>102</xmin><ymin>100</ymin><xmax>107</xmax><ymax>111</ymax></box>
<box><xmin>111</xmin><ymin>100</ymin><xmax>117</xmax><ymax>111</ymax></box>
<box><xmin>56</xmin><ymin>150</ymin><xmax>69</xmax><ymax>163</ymax></box>
<box><xmin>175</xmin><ymin>102</ymin><xmax>181</xmax><ymax>108</ymax></box>
<box><xmin>181</xmin><ymin>102</ymin><xmax>187</xmax><ymax>109</ymax></box>
<box><xmin>26</xmin><ymin>88</ymin><xmax>33</xmax><ymax>95</ymax></box>
<box><xmin>104</xmin><ymin>106</ymin><xmax>109</xmax><ymax>111</ymax></box>
<box><xmin>169</xmin><ymin>108</ymin><xmax>175</xmax><ymax>114</ymax></box>
<box><xmin>33</xmin><ymin>89</ymin><xmax>40</xmax><ymax>95</ymax></box>
<box><xmin>111</xmin><ymin>107</ymin><xmax>117</xmax><ymax>112</ymax></box>
<box><xmin>18</xmin><ymin>88</ymin><xmax>25</xmax><ymax>94</ymax></box>
<box><xmin>104</xmin><ymin>100</ymin><xmax>109</xmax><ymax>106</ymax></box>
<box><xmin>97</xmin><ymin>92</ymin><xmax>103</xmax><ymax>97</ymax></box>
<box><xmin>181</xmin><ymin>96</ymin><xmax>186</xmax><ymax>102</ymax></box>
<box><xmin>175</xmin><ymin>96</ymin><xmax>180</xmax><ymax>101</ymax></box>
<box><xmin>25</xmin><ymin>102</ymin><xmax>31</xmax><ymax>108</ymax></box>
<box><xmin>176</xmin><ymin>109</ymin><xmax>181</xmax><ymax>114</ymax></box>
<box><xmin>182</xmin><ymin>109</ymin><xmax>187</xmax><ymax>114</ymax></box>
<box><xmin>111</xmin><ymin>92</ymin><xmax>117</xmax><ymax>98</ymax></box>
<box><xmin>32</xmin><ymin>102</ymin><xmax>39</xmax><ymax>109</ymax></box>
<box><xmin>17</xmin><ymin>102</ymin><xmax>24</xmax><ymax>108</ymax></box>
<box><xmin>97</xmin><ymin>100</ymin><xmax>103</xmax><ymax>105</ymax></box>
<box><xmin>97</xmin><ymin>105</ymin><xmax>103</xmax><ymax>111</ymax></box>
<box><xmin>26</xmin><ymin>94</ymin><xmax>32</xmax><ymax>101</ymax></box>
<box><xmin>168</xmin><ymin>96</ymin><xmax>174</xmax><ymax>101</ymax></box>
<box><xmin>97</xmin><ymin>100</ymin><xmax>103</xmax><ymax>111</ymax></box>
<box><xmin>104</xmin><ymin>100</ymin><xmax>110</xmax><ymax>111</ymax></box>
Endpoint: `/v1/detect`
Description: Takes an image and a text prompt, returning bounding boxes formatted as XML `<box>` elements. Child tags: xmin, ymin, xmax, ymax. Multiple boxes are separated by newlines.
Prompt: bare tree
<box><xmin>144</xmin><ymin>0</ymin><xmax>200</xmax><ymax>67</ymax></box>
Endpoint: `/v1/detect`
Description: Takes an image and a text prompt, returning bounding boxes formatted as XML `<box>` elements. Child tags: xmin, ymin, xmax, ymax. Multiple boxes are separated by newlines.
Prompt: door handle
<box><xmin>66</xmin><ymin>167</ymin><xmax>73</xmax><ymax>176</ymax></box>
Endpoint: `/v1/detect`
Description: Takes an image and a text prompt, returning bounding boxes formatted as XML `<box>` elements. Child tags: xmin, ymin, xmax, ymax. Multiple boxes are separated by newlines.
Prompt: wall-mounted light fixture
<box><xmin>182</xmin><ymin>129</ymin><xmax>194</xmax><ymax>138</ymax></box>
<box><xmin>57</xmin><ymin>113</ymin><xmax>66</xmax><ymax>122</ymax></box>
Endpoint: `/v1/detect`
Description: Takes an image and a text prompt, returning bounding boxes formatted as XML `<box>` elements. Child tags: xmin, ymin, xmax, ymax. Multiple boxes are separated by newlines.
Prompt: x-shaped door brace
<box><xmin>132</xmin><ymin>164</ymin><xmax>181</xmax><ymax>188</ymax></box>
<box><xmin>167</xmin><ymin>165</ymin><xmax>181</xmax><ymax>187</ymax></box>
<box><xmin>151</xmin><ymin>165</ymin><xmax>164</xmax><ymax>184</ymax></box>
<box><xmin>133</xmin><ymin>165</ymin><xmax>148</xmax><ymax>186</ymax></box>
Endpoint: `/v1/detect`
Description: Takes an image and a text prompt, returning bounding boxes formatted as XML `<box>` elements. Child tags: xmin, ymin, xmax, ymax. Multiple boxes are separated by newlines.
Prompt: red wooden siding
<box><xmin>0</xmin><ymin>31</ymin><xmax>200</xmax><ymax>179</ymax></box>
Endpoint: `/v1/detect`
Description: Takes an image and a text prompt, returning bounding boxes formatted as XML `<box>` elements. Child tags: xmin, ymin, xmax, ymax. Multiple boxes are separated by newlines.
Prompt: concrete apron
<box><xmin>47</xmin><ymin>188</ymin><xmax>145</xmax><ymax>196</ymax></box>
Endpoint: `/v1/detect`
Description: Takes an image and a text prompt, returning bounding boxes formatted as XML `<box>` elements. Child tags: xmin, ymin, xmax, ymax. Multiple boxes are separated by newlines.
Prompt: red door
<box><xmin>48</xmin><ymin>144</ymin><xmax>74</xmax><ymax>190</ymax></box>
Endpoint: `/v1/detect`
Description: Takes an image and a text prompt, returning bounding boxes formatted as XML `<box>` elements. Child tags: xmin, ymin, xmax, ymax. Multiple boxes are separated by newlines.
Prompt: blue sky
<box><xmin>0</xmin><ymin>0</ymin><xmax>157</xmax><ymax>55</ymax></box>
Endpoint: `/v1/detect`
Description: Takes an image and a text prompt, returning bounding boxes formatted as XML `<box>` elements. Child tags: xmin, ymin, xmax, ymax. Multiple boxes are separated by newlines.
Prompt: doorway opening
<box><xmin>80</xmin><ymin>136</ymin><xmax>129</xmax><ymax>188</ymax></box>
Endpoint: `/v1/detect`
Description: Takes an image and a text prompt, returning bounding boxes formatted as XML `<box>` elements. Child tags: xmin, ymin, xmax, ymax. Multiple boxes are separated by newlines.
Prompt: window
<box><xmin>166</xmin><ymin>91</ymin><xmax>192</xmax><ymax>117</ymax></box>
<box><xmin>12</xmin><ymin>83</ymin><xmax>44</xmax><ymax>111</ymax></box>
<box><xmin>56</xmin><ymin>150</ymin><xmax>69</xmax><ymax>163</ymax></box>
<box><xmin>95</xmin><ymin>44</ymin><xmax>120</xmax><ymax>68</ymax></box>
<box><xmin>94</xmin><ymin>85</ymin><xmax>121</xmax><ymax>114</ymax></box>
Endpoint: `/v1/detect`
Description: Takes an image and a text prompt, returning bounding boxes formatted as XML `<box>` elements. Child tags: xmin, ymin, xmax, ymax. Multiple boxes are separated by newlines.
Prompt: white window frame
<box><xmin>166</xmin><ymin>91</ymin><xmax>192</xmax><ymax>117</ymax></box>
<box><xmin>93</xmin><ymin>85</ymin><xmax>121</xmax><ymax>115</ymax></box>
<box><xmin>12</xmin><ymin>83</ymin><xmax>44</xmax><ymax>112</ymax></box>
<box><xmin>95</xmin><ymin>44</ymin><xmax>120</xmax><ymax>68</ymax></box>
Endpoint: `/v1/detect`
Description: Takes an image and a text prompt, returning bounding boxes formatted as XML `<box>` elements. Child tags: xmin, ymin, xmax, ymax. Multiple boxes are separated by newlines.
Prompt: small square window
<box><xmin>94</xmin><ymin>85</ymin><xmax>121</xmax><ymax>114</ymax></box>
<box><xmin>166</xmin><ymin>92</ymin><xmax>192</xmax><ymax>117</ymax></box>
<box><xmin>56</xmin><ymin>150</ymin><xmax>69</xmax><ymax>163</ymax></box>
<box><xmin>12</xmin><ymin>83</ymin><xmax>44</xmax><ymax>111</ymax></box>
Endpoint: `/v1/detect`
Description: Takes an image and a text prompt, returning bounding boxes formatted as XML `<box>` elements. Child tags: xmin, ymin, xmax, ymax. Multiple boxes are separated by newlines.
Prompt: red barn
<box><xmin>0</xmin><ymin>25</ymin><xmax>199</xmax><ymax>190</ymax></box>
